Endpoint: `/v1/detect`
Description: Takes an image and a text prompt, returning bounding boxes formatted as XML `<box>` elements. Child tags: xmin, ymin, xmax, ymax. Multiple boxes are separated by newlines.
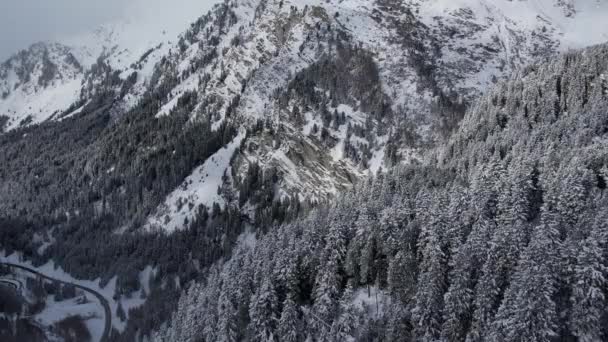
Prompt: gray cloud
<box><xmin>0</xmin><ymin>0</ymin><xmax>220</xmax><ymax>61</ymax></box>
<box><xmin>0</xmin><ymin>0</ymin><xmax>125</xmax><ymax>60</ymax></box>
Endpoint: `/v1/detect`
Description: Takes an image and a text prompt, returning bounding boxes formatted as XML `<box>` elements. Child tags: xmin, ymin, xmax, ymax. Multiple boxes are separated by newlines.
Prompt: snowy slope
<box><xmin>138</xmin><ymin>0</ymin><xmax>608</xmax><ymax>232</ymax></box>
<box><xmin>412</xmin><ymin>0</ymin><xmax>608</xmax><ymax>94</ymax></box>
<box><xmin>0</xmin><ymin>43</ymin><xmax>83</xmax><ymax>130</ymax></box>
<box><xmin>146</xmin><ymin>131</ymin><xmax>246</xmax><ymax>232</ymax></box>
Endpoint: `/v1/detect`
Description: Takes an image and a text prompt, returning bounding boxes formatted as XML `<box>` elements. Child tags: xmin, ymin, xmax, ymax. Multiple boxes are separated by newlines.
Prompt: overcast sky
<box><xmin>0</xmin><ymin>1</ymin><xmax>123</xmax><ymax>60</ymax></box>
<box><xmin>0</xmin><ymin>0</ymin><xmax>220</xmax><ymax>61</ymax></box>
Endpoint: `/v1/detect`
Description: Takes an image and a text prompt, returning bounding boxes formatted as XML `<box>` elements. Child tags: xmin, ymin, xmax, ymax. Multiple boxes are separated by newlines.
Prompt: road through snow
<box><xmin>0</xmin><ymin>262</ymin><xmax>112</xmax><ymax>342</ymax></box>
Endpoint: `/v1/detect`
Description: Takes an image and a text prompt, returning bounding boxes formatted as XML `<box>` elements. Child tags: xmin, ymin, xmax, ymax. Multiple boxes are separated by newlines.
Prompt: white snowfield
<box><xmin>418</xmin><ymin>0</ymin><xmax>608</xmax><ymax>47</ymax></box>
<box><xmin>146</xmin><ymin>131</ymin><xmax>246</xmax><ymax>233</ymax></box>
<box><xmin>0</xmin><ymin>43</ymin><xmax>84</xmax><ymax>131</ymax></box>
<box><xmin>413</xmin><ymin>0</ymin><xmax>608</xmax><ymax>93</ymax></box>
<box><xmin>1</xmin><ymin>76</ymin><xmax>82</xmax><ymax>131</ymax></box>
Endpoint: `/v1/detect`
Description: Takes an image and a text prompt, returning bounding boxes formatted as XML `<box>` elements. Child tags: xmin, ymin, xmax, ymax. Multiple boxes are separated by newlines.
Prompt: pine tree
<box><xmin>556</xmin><ymin>164</ymin><xmax>589</xmax><ymax>230</ymax></box>
<box><xmin>442</xmin><ymin>218</ymin><xmax>494</xmax><ymax>341</ymax></box>
<box><xmin>467</xmin><ymin>160</ymin><xmax>532</xmax><ymax>341</ymax></box>
<box><xmin>385</xmin><ymin>302</ymin><xmax>412</xmax><ymax>342</ymax></box>
<box><xmin>312</xmin><ymin>219</ymin><xmax>346</xmax><ymax>338</ymax></box>
<box><xmin>379</xmin><ymin>195</ymin><xmax>411</xmax><ymax>254</ymax></box>
<box><xmin>249</xmin><ymin>277</ymin><xmax>279</xmax><ymax>341</ymax></box>
<box><xmin>359</xmin><ymin>232</ymin><xmax>378</xmax><ymax>288</ymax></box>
<box><xmin>489</xmin><ymin>223</ymin><xmax>560</xmax><ymax>342</ymax></box>
<box><xmin>387</xmin><ymin>250</ymin><xmax>416</xmax><ymax>304</ymax></box>
<box><xmin>217</xmin><ymin>291</ymin><xmax>239</xmax><ymax>342</ymax></box>
<box><xmin>312</xmin><ymin>269</ymin><xmax>338</xmax><ymax>339</ymax></box>
<box><xmin>569</xmin><ymin>218</ymin><xmax>608</xmax><ymax>342</ymax></box>
<box><xmin>412</xmin><ymin>224</ymin><xmax>447</xmax><ymax>341</ymax></box>
<box><xmin>330</xmin><ymin>286</ymin><xmax>361</xmax><ymax>341</ymax></box>
<box><xmin>117</xmin><ymin>300</ymin><xmax>126</xmax><ymax>322</ymax></box>
<box><xmin>278</xmin><ymin>296</ymin><xmax>301</xmax><ymax>342</ymax></box>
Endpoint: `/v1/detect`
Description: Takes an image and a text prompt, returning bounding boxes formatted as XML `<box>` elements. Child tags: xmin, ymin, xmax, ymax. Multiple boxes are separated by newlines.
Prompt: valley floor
<box><xmin>0</xmin><ymin>251</ymin><xmax>154</xmax><ymax>342</ymax></box>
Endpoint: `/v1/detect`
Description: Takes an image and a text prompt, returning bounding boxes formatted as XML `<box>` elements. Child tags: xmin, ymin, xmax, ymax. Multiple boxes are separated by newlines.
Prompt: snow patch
<box><xmin>351</xmin><ymin>286</ymin><xmax>388</xmax><ymax>318</ymax></box>
<box><xmin>36</xmin><ymin>297</ymin><xmax>106</xmax><ymax>342</ymax></box>
<box><xmin>146</xmin><ymin>131</ymin><xmax>246</xmax><ymax>233</ymax></box>
<box><xmin>1</xmin><ymin>77</ymin><xmax>82</xmax><ymax>131</ymax></box>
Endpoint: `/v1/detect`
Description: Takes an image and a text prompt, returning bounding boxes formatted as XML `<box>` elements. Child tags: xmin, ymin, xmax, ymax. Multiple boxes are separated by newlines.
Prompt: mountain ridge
<box><xmin>2</xmin><ymin>0</ymin><xmax>608</xmax><ymax>233</ymax></box>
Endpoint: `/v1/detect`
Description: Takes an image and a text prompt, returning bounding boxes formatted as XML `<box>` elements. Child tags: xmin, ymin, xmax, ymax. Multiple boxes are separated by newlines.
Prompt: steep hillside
<box><xmin>141</xmin><ymin>0</ymin><xmax>608</xmax><ymax>231</ymax></box>
<box><xmin>155</xmin><ymin>42</ymin><xmax>608</xmax><ymax>342</ymax></box>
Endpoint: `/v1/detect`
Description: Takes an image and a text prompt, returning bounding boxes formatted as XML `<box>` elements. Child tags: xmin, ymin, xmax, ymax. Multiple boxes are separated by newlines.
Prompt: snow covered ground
<box><xmin>37</xmin><ymin>297</ymin><xmax>106</xmax><ymax>342</ymax></box>
<box><xmin>417</xmin><ymin>0</ymin><xmax>608</xmax><ymax>50</ymax></box>
<box><xmin>0</xmin><ymin>250</ymin><xmax>155</xmax><ymax>340</ymax></box>
<box><xmin>0</xmin><ymin>77</ymin><xmax>82</xmax><ymax>131</ymax></box>
<box><xmin>351</xmin><ymin>286</ymin><xmax>389</xmax><ymax>318</ymax></box>
<box><xmin>145</xmin><ymin>131</ymin><xmax>246</xmax><ymax>233</ymax></box>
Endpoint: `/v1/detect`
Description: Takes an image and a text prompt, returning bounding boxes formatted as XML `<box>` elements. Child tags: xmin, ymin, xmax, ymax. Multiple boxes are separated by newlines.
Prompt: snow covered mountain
<box><xmin>0</xmin><ymin>0</ymin><xmax>221</xmax><ymax>131</ymax></box>
<box><xmin>0</xmin><ymin>42</ymin><xmax>83</xmax><ymax>129</ymax></box>
<box><xmin>143</xmin><ymin>0</ymin><xmax>608</xmax><ymax>231</ymax></box>
<box><xmin>1</xmin><ymin>0</ymin><xmax>608</xmax><ymax>232</ymax></box>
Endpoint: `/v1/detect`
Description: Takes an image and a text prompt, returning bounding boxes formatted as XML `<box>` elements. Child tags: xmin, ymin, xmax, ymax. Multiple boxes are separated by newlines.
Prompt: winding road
<box><xmin>0</xmin><ymin>278</ymin><xmax>22</xmax><ymax>291</ymax></box>
<box><xmin>0</xmin><ymin>262</ymin><xmax>112</xmax><ymax>342</ymax></box>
